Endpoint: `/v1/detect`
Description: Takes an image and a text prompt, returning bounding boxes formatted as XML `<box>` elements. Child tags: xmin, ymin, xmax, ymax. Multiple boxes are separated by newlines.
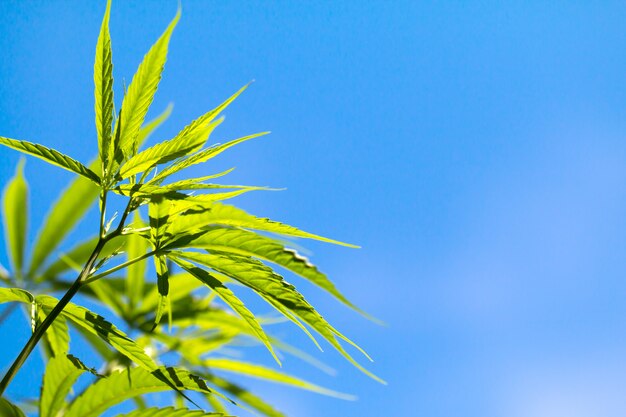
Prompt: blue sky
<box><xmin>3</xmin><ymin>1</ymin><xmax>626</xmax><ymax>416</ymax></box>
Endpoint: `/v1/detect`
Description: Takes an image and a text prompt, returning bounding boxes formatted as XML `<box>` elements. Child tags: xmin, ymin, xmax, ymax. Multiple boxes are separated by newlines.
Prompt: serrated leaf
<box><xmin>29</xmin><ymin>160</ymin><xmax>100</xmax><ymax>275</ymax></box>
<box><xmin>136</xmin><ymin>103</ymin><xmax>174</xmax><ymax>149</ymax></box>
<box><xmin>0</xmin><ymin>398</ymin><xmax>26</xmax><ymax>417</ymax></box>
<box><xmin>0</xmin><ymin>136</ymin><xmax>100</xmax><ymax>184</ymax></box>
<box><xmin>151</xmin><ymin>131</ymin><xmax>269</xmax><ymax>184</ymax></box>
<box><xmin>95</xmin><ymin>0</ymin><xmax>114</xmax><ymax>175</ymax></box>
<box><xmin>2</xmin><ymin>160</ymin><xmax>28</xmax><ymax>279</ymax></box>
<box><xmin>40</xmin><ymin>354</ymin><xmax>94</xmax><ymax>417</ymax></box>
<box><xmin>171</xmin><ymin>251</ymin><xmax>383</xmax><ymax>382</ymax></box>
<box><xmin>35</xmin><ymin>295</ymin><xmax>158</xmax><ymax>373</ymax></box>
<box><xmin>112</xmin><ymin>7</ymin><xmax>180</xmax><ymax>168</ymax></box>
<box><xmin>202</xmin><ymin>358</ymin><xmax>354</xmax><ymax>400</ymax></box>
<box><xmin>168</xmin><ymin>203</ymin><xmax>357</xmax><ymax>248</ymax></box>
<box><xmin>112</xmin><ymin>182</ymin><xmax>268</xmax><ymax>198</ymax></box>
<box><xmin>37</xmin><ymin>306</ymin><xmax>70</xmax><ymax>357</ymax></box>
<box><xmin>118</xmin><ymin>406</ymin><xmax>226</xmax><ymax>417</ymax></box>
<box><xmin>64</xmin><ymin>366</ymin><xmax>233</xmax><ymax>417</ymax></box>
<box><xmin>119</xmin><ymin>116</ymin><xmax>223</xmax><ymax>179</ymax></box>
<box><xmin>170</xmin><ymin>256</ymin><xmax>280</xmax><ymax>364</ymax></box>
<box><xmin>167</xmin><ymin>227</ymin><xmax>363</xmax><ymax>314</ymax></box>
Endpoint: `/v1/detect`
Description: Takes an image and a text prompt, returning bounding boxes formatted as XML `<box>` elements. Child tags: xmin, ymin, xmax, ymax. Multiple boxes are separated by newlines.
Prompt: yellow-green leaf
<box><xmin>0</xmin><ymin>137</ymin><xmax>100</xmax><ymax>184</ymax></box>
<box><xmin>203</xmin><ymin>358</ymin><xmax>354</xmax><ymax>400</ymax></box>
<box><xmin>94</xmin><ymin>0</ymin><xmax>114</xmax><ymax>175</ymax></box>
<box><xmin>112</xmin><ymin>7</ymin><xmax>180</xmax><ymax>167</ymax></box>
<box><xmin>40</xmin><ymin>354</ymin><xmax>93</xmax><ymax>417</ymax></box>
<box><xmin>2</xmin><ymin>160</ymin><xmax>28</xmax><ymax>279</ymax></box>
<box><xmin>64</xmin><ymin>366</ymin><xmax>233</xmax><ymax>417</ymax></box>
<box><xmin>29</xmin><ymin>160</ymin><xmax>100</xmax><ymax>275</ymax></box>
<box><xmin>170</xmin><ymin>256</ymin><xmax>280</xmax><ymax>365</ymax></box>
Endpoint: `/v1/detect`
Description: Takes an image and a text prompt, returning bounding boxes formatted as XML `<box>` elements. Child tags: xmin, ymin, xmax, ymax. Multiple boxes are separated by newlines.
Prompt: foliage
<box><xmin>0</xmin><ymin>1</ymin><xmax>381</xmax><ymax>416</ymax></box>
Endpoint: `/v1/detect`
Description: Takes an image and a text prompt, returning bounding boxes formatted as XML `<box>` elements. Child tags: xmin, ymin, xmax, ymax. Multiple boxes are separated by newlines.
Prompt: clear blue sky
<box><xmin>3</xmin><ymin>1</ymin><xmax>626</xmax><ymax>416</ymax></box>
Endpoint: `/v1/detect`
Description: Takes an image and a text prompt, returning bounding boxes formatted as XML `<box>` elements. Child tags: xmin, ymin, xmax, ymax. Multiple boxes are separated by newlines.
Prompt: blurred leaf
<box><xmin>2</xmin><ymin>159</ymin><xmax>28</xmax><ymax>279</ymax></box>
<box><xmin>202</xmin><ymin>358</ymin><xmax>354</xmax><ymax>400</ymax></box>
<box><xmin>29</xmin><ymin>160</ymin><xmax>100</xmax><ymax>276</ymax></box>
<box><xmin>0</xmin><ymin>398</ymin><xmax>26</xmax><ymax>417</ymax></box>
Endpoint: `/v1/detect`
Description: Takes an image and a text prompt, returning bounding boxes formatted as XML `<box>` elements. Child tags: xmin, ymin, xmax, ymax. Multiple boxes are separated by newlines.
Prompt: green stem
<box><xmin>83</xmin><ymin>250</ymin><xmax>155</xmax><ymax>284</ymax></box>
<box><xmin>0</xmin><ymin>236</ymin><xmax>110</xmax><ymax>396</ymax></box>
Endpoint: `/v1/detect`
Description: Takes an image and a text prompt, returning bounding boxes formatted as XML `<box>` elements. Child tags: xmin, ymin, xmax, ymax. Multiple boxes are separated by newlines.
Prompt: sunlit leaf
<box><xmin>40</xmin><ymin>354</ymin><xmax>95</xmax><ymax>417</ymax></box>
<box><xmin>112</xmin><ymin>8</ymin><xmax>180</xmax><ymax>168</ymax></box>
<box><xmin>170</xmin><ymin>256</ymin><xmax>280</xmax><ymax>364</ymax></box>
<box><xmin>64</xmin><ymin>366</ymin><xmax>233</xmax><ymax>417</ymax></box>
<box><xmin>0</xmin><ymin>137</ymin><xmax>100</xmax><ymax>184</ymax></box>
<box><xmin>151</xmin><ymin>131</ymin><xmax>268</xmax><ymax>184</ymax></box>
<box><xmin>35</xmin><ymin>295</ymin><xmax>158</xmax><ymax>373</ymax></box>
<box><xmin>94</xmin><ymin>0</ymin><xmax>114</xmax><ymax>175</ymax></box>
<box><xmin>118</xmin><ymin>406</ymin><xmax>226</xmax><ymax>417</ymax></box>
<box><xmin>167</xmin><ymin>227</ymin><xmax>363</xmax><ymax>314</ymax></box>
<box><xmin>119</xmin><ymin>117</ymin><xmax>222</xmax><ymax>179</ymax></box>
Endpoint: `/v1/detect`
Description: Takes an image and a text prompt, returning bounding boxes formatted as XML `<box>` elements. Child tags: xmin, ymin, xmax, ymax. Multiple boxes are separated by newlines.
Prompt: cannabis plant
<box><xmin>0</xmin><ymin>2</ymin><xmax>381</xmax><ymax>416</ymax></box>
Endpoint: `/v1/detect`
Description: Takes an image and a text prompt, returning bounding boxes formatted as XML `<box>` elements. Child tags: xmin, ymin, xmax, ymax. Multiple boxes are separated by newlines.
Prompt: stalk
<box><xmin>0</xmin><ymin>236</ymin><xmax>109</xmax><ymax>396</ymax></box>
<box><xmin>0</xmin><ymin>194</ymin><xmax>136</xmax><ymax>397</ymax></box>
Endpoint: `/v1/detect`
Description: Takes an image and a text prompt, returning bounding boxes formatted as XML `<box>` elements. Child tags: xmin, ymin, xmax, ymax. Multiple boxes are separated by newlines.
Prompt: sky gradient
<box><xmin>3</xmin><ymin>1</ymin><xmax>626</xmax><ymax>416</ymax></box>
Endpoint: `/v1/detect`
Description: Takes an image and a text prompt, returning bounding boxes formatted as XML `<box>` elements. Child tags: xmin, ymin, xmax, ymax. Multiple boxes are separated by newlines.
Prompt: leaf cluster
<box><xmin>0</xmin><ymin>1</ymin><xmax>382</xmax><ymax>416</ymax></box>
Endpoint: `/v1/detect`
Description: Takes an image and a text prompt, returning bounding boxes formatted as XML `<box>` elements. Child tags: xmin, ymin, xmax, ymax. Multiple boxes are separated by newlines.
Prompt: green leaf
<box><xmin>29</xmin><ymin>160</ymin><xmax>100</xmax><ymax>275</ymax></box>
<box><xmin>0</xmin><ymin>398</ymin><xmax>26</xmax><ymax>417</ymax></box>
<box><xmin>202</xmin><ymin>358</ymin><xmax>354</xmax><ymax>400</ymax></box>
<box><xmin>137</xmin><ymin>272</ymin><xmax>203</xmax><ymax>316</ymax></box>
<box><xmin>136</xmin><ymin>104</ymin><xmax>174</xmax><ymax>149</ymax></box>
<box><xmin>0</xmin><ymin>136</ymin><xmax>100</xmax><ymax>184</ymax></box>
<box><xmin>64</xmin><ymin>366</ymin><xmax>233</xmax><ymax>417</ymax></box>
<box><xmin>170</xmin><ymin>256</ymin><xmax>280</xmax><ymax>365</ymax></box>
<box><xmin>151</xmin><ymin>131</ymin><xmax>269</xmax><ymax>184</ymax></box>
<box><xmin>118</xmin><ymin>407</ymin><xmax>226</xmax><ymax>417</ymax></box>
<box><xmin>0</xmin><ymin>287</ymin><xmax>34</xmax><ymax>304</ymax></box>
<box><xmin>196</xmin><ymin>373</ymin><xmax>286</xmax><ymax>417</ymax></box>
<box><xmin>36</xmin><ymin>295</ymin><xmax>158</xmax><ymax>373</ymax></box>
<box><xmin>168</xmin><ymin>227</ymin><xmax>363</xmax><ymax>314</ymax></box>
<box><xmin>153</xmin><ymin>254</ymin><xmax>171</xmax><ymax>329</ymax></box>
<box><xmin>112</xmin><ymin>7</ymin><xmax>180</xmax><ymax>167</ymax></box>
<box><xmin>2</xmin><ymin>159</ymin><xmax>28</xmax><ymax>279</ymax></box>
<box><xmin>94</xmin><ymin>0</ymin><xmax>114</xmax><ymax>175</ymax></box>
<box><xmin>168</xmin><ymin>203</ymin><xmax>358</xmax><ymax>248</ymax></box>
<box><xmin>37</xmin><ymin>306</ymin><xmax>70</xmax><ymax>357</ymax></box>
<box><xmin>40</xmin><ymin>354</ymin><xmax>94</xmax><ymax>417</ymax></box>
<box><xmin>119</xmin><ymin>116</ymin><xmax>223</xmax><ymax>179</ymax></box>
<box><xmin>127</xmin><ymin>212</ymin><xmax>148</xmax><ymax>312</ymax></box>
<box><xmin>149</xmin><ymin>195</ymin><xmax>170</xmax><ymax>248</ymax></box>
<box><xmin>171</xmin><ymin>251</ymin><xmax>383</xmax><ymax>383</ymax></box>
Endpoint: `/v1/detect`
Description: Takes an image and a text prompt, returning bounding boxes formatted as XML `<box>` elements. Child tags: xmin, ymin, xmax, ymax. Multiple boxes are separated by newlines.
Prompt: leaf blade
<box><xmin>0</xmin><ymin>136</ymin><xmax>100</xmax><ymax>184</ymax></box>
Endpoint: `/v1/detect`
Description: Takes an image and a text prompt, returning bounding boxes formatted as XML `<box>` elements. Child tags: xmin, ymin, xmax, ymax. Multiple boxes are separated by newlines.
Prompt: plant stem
<box><xmin>0</xmin><ymin>236</ymin><xmax>110</xmax><ymax>397</ymax></box>
<box><xmin>83</xmin><ymin>250</ymin><xmax>155</xmax><ymax>284</ymax></box>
